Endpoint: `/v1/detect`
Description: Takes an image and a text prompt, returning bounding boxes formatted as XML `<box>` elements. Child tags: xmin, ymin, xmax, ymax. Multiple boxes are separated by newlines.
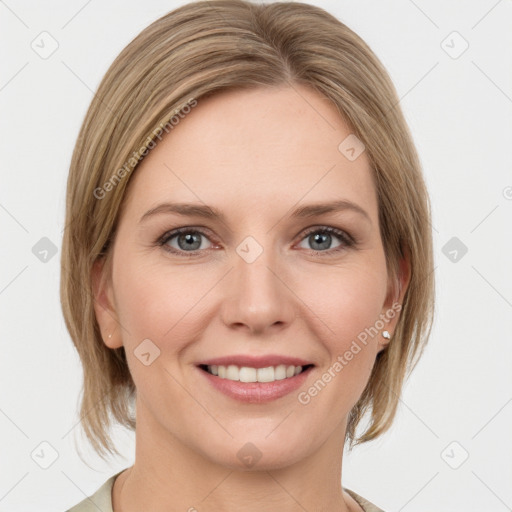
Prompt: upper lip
<box><xmin>196</xmin><ymin>355</ymin><xmax>314</xmax><ymax>369</ymax></box>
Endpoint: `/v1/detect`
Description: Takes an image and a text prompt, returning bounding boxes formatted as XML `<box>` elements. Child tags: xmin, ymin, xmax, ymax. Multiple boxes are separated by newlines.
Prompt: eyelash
<box><xmin>156</xmin><ymin>225</ymin><xmax>356</xmax><ymax>258</ymax></box>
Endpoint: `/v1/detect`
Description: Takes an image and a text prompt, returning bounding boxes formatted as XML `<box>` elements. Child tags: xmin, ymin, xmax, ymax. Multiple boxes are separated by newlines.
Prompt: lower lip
<box><xmin>197</xmin><ymin>366</ymin><xmax>313</xmax><ymax>403</ymax></box>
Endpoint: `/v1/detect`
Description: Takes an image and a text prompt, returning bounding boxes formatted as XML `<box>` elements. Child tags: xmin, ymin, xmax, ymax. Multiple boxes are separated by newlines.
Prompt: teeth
<box><xmin>239</xmin><ymin>366</ymin><xmax>257</xmax><ymax>382</ymax></box>
<box><xmin>226</xmin><ymin>365</ymin><xmax>239</xmax><ymax>380</ymax></box>
<box><xmin>206</xmin><ymin>364</ymin><xmax>306</xmax><ymax>382</ymax></box>
<box><xmin>257</xmin><ymin>366</ymin><xmax>274</xmax><ymax>383</ymax></box>
<box><xmin>274</xmin><ymin>364</ymin><xmax>287</xmax><ymax>380</ymax></box>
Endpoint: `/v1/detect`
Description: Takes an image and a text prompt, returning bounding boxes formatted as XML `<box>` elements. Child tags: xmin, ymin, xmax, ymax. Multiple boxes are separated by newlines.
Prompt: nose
<box><xmin>219</xmin><ymin>242</ymin><xmax>297</xmax><ymax>336</ymax></box>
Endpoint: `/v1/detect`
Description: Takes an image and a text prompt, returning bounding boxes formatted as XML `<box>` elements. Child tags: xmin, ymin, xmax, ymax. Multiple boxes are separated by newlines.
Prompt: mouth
<box><xmin>198</xmin><ymin>363</ymin><xmax>314</xmax><ymax>383</ymax></box>
<box><xmin>195</xmin><ymin>355</ymin><xmax>315</xmax><ymax>403</ymax></box>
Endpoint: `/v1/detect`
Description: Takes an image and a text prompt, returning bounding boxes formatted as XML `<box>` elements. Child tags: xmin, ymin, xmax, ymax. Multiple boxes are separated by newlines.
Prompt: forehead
<box><xmin>121</xmin><ymin>85</ymin><xmax>377</xmax><ymax>221</ymax></box>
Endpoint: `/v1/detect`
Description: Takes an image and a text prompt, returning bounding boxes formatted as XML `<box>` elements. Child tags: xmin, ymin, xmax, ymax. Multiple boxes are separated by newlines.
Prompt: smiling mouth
<box><xmin>198</xmin><ymin>364</ymin><xmax>314</xmax><ymax>383</ymax></box>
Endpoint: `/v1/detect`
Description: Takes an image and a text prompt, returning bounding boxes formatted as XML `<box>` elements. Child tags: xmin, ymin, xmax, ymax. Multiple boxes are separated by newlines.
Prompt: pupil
<box><xmin>312</xmin><ymin>232</ymin><xmax>329</xmax><ymax>250</ymax></box>
<box><xmin>179</xmin><ymin>233</ymin><xmax>200</xmax><ymax>250</ymax></box>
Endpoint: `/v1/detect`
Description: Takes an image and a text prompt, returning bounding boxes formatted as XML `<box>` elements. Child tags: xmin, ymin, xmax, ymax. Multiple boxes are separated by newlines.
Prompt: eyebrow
<box><xmin>139</xmin><ymin>199</ymin><xmax>371</xmax><ymax>224</ymax></box>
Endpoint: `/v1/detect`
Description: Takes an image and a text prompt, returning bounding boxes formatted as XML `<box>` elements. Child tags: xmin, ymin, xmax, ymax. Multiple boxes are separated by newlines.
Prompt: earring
<box><xmin>382</xmin><ymin>330</ymin><xmax>391</xmax><ymax>340</ymax></box>
<box><xmin>108</xmin><ymin>333</ymin><xmax>112</xmax><ymax>339</ymax></box>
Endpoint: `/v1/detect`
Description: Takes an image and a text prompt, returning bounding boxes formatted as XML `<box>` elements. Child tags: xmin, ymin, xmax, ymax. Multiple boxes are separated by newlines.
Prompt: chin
<box><xmin>197</xmin><ymin>425</ymin><xmax>318</xmax><ymax>472</ymax></box>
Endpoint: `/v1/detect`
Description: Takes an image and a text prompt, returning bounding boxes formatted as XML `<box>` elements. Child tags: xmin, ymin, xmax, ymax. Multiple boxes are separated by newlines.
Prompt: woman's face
<box><xmin>94</xmin><ymin>84</ymin><xmax>405</xmax><ymax>469</ymax></box>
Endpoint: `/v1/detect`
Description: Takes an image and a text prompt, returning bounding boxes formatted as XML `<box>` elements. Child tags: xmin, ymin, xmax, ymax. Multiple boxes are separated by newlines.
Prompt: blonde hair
<box><xmin>61</xmin><ymin>0</ymin><xmax>434</xmax><ymax>459</ymax></box>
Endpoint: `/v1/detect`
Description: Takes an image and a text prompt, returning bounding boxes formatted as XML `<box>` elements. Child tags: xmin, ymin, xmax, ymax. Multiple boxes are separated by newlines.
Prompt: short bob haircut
<box><xmin>61</xmin><ymin>0</ymin><xmax>434</xmax><ymax>459</ymax></box>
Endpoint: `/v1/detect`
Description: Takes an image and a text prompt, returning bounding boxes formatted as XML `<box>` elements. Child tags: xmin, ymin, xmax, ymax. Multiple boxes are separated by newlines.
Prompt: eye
<box><xmin>296</xmin><ymin>226</ymin><xmax>354</xmax><ymax>255</ymax></box>
<box><xmin>157</xmin><ymin>225</ymin><xmax>355</xmax><ymax>257</ymax></box>
<box><xmin>159</xmin><ymin>228</ymin><xmax>213</xmax><ymax>256</ymax></box>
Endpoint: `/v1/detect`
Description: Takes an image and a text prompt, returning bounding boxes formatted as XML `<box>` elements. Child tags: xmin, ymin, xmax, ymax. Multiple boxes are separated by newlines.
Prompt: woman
<box><xmin>63</xmin><ymin>1</ymin><xmax>434</xmax><ymax>510</ymax></box>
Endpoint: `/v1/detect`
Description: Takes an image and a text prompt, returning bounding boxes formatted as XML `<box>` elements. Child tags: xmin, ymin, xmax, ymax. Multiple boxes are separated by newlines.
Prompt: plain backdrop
<box><xmin>1</xmin><ymin>0</ymin><xmax>511</xmax><ymax>511</ymax></box>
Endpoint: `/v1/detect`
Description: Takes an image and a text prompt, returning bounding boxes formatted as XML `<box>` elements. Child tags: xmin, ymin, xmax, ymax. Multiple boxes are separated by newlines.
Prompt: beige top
<box><xmin>67</xmin><ymin>470</ymin><xmax>385</xmax><ymax>512</ymax></box>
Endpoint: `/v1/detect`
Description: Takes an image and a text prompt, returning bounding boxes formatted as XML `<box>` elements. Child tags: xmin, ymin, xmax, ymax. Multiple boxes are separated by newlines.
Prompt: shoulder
<box><xmin>66</xmin><ymin>471</ymin><xmax>123</xmax><ymax>512</ymax></box>
<box><xmin>344</xmin><ymin>488</ymin><xmax>387</xmax><ymax>512</ymax></box>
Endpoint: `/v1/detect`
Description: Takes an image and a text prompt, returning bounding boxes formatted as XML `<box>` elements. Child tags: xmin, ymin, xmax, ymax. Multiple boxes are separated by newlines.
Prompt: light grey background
<box><xmin>1</xmin><ymin>0</ymin><xmax>511</xmax><ymax>510</ymax></box>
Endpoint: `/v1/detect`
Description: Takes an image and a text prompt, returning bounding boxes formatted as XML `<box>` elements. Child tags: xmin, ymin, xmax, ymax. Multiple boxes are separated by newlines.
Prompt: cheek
<box><xmin>113</xmin><ymin>254</ymin><xmax>208</xmax><ymax>338</ymax></box>
<box><xmin>111</xmin><ymin>257</ymin><xmax>212</xmax><ymax>400</ymax></box>
<box><xmin>293</xmin><ymin>257</ymin><xmax>388</xmax><ymax>405</ymax></box>
<box><xmin>298</xmin><ymin>257</ymin><xmax>388</xmax><ymax>347</ymax></box>
<box><xmin>114</xmin><ymin>244</ymin><xmax>389</xmax><ymax>348</ymax></box>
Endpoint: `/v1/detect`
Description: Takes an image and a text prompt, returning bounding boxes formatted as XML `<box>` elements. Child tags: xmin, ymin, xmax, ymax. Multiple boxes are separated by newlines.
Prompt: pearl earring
<box><xmin>382</xmin><ymin>330</ymin><xmax>391</xmax><ymax>340</ymax></box>
<box><xmin>108</xmin><ymin>333</ymin><xmax>112</xmax><ymax>339</ymax></box>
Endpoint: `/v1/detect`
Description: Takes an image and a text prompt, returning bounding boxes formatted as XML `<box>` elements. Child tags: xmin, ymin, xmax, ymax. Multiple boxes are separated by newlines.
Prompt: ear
<box><xmin>378</xmin><ymin>246</ymin><xmax>411</xmax><ymax>352</ymax></box>
<box><xmin>91</xmin><ymin>256</ymin><xmax>123</xmax><ymax>349</ymax></box>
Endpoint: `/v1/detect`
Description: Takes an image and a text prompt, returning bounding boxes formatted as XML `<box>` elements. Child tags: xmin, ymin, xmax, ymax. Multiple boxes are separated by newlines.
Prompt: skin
<box><xmin>93</xmin><ymin>84</ymin><xmax>410</xmax><ymax>512</ymax></box>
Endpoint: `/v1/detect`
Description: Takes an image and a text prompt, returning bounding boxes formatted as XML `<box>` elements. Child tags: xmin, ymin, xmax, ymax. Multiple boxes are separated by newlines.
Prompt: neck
<box><xmin>113</xmin><ymin>398</ymin><xmax>359</xmax><ymax>512</ymax></box>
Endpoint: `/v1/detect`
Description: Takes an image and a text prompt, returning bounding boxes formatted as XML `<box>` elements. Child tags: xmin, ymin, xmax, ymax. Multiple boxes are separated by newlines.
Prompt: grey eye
<box><xmin>297</xmin><ymin>230</ymin><xmax>343</xmax><ymax>251</ymax></box>
<box><xmin>165</xmin><ymin>231</ymin><xmax>212</xmax><ymax>252</ymax></box>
